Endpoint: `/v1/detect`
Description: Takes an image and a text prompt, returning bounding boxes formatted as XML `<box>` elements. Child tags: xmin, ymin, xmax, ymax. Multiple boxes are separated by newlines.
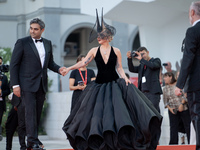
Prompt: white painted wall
<box><xmin>0</xmin><ymin>21</ymin><xmax>18</xmax><ymax>48</ymax></box>
<box><xmin>44</xmin><ymin>91</ymin><xmax>72</xmax><ymax>139</ymax></box>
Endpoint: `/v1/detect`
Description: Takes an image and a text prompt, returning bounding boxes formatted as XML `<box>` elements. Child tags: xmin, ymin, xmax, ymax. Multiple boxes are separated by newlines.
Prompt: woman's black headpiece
<box><xmin>89</xmin><ymin>8</ymin><xmax>116</xmax><ymax>43</ymax></box>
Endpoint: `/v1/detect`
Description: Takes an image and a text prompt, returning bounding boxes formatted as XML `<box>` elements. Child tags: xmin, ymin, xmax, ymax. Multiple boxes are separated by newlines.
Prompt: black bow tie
<box><xmin>35</xmin><ymin>38</ymin><xmax>43</xmax><ymax>43</ymax></box>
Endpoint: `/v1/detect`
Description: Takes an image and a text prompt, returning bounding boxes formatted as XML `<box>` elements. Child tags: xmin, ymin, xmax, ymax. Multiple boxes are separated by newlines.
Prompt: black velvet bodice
<box><xmin>95</xmin><ymin>46</ymin><xmax>119</xmax><ymax>84</ymax></box>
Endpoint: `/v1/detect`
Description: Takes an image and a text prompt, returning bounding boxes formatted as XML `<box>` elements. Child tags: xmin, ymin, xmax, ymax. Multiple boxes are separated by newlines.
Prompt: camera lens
<box><xmin>131</xmin><ymin>51</ymin><xmax>138</xmax><ymax>57</ymax></box>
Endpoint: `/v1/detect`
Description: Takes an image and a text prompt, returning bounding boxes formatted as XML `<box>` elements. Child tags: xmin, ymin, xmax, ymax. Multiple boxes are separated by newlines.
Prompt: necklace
<box><xmin>102</xmin><ymin>46</ymin><xmax>110</xmax><ymax>55</ymax></box>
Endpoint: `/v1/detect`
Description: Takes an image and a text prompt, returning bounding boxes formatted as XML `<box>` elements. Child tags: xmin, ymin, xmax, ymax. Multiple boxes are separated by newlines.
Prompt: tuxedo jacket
<box><xmin>10</xmin><ymin>36</ymin><xmax>60</xmax><ymax>93</ymax></box>
<box><xmin>128</xmin><ymin>57</ymin><xmax>162</xmax><ymax>94</ymax></box>
<box><xmin>177</xmin><ymin>21</ymin><xmax>200</xmax><ymax>92</ymax></box>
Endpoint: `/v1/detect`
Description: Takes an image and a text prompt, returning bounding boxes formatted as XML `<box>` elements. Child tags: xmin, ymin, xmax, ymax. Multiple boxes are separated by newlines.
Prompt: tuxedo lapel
<box><xmin>28</xmin><ymin>36</ymin><xmax>41</xmax><ymax>62</ymax></box>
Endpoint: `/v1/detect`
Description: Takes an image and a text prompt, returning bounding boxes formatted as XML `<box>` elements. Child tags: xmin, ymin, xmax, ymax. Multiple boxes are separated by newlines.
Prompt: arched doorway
<box><xmin>63</xmin><ymin>27</ymin><xmax>98</xmax><ymax>67</ymax></box>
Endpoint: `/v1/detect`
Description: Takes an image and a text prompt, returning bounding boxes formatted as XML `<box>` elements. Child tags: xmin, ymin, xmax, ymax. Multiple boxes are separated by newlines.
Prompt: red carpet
<box><xmin>48</xmin><ymin>145</ymin><xmax>196</xmax><ymax>150</ymax></box>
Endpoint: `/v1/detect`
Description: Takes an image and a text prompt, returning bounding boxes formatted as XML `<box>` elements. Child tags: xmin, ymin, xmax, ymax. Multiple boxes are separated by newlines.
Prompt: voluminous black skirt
<box><xmin>63</xmin><ymin>78</ymin><xmax>162</xmax><ymax>150</ymax></box>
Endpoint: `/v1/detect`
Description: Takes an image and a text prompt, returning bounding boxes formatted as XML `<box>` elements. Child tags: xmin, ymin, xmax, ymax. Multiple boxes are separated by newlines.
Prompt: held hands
<box><xmin>59</xmin><ymin>67</ymin><xmax>70</xmax><ymax>76</ymax></box>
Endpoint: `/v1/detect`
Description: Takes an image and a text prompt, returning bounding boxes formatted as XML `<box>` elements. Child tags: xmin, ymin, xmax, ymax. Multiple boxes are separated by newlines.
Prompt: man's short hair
<box><xmin>0</xmin><ymin>56</ymin><xmax>2</xmax><ymax>61</ymax></box>
<box><xmin>30</xmin><ymin>18</ymin><xmax>45</xmax><ymax>30</ymax></box>
<box><xmin>137</xmin><ymin>46</ymin><xmax>148</xmax><ymax>52</ymax></box>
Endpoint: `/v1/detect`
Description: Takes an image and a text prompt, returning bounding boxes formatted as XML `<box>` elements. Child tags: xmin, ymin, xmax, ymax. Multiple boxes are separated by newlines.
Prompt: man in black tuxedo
<box><xmin>0</xmin><ymin>56</ymin><xmax>10</xmax><ymax>141</ymax></box>
<box><xmin>10</xmin><ymin>18</ymin><xmax>66</xmax><ymax>150</ymax></box>
<box><xmin>127</xmin><ymin>47</ymin><xmax>162</xmax><ymax>112</ymax></box>
<box><xmin>175</xmin><ymin>1</ymin><xmax>200</xmax><ymax>150</ymax></box>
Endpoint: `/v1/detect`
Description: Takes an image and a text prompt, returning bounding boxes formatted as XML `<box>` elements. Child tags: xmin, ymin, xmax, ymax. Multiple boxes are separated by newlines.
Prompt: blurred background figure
<box><xmin>69</xmin><ymin>54</ymin><xmax>96</xmax><ymax>111</ymax></box>
<box><xmin>163</xmin><ymin>72</ymin><xmax>190</xmax><ymax>145</ymax></box>
<box><xmin>0</xmin><ymin>56</ymin><xmax>10</xmax><ymax>141</ymax></box>
<box><xmin>6</xmin><ymin>93</ymin><xmax>26</xmax><ymax>150</ymax></box>
<box><xmin>163</xmin><ymin>61</ymin><xmax>177</xmax><ymax>75</ymax></box>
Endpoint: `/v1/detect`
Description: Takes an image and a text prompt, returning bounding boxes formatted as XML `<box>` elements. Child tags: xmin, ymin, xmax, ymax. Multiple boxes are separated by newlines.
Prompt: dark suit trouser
<box><xmin>17</xmin><ymin>101</ymin><xmax>26</xmax><ymax>149</ymax></box>
<box><xmin>21</xmin><ymin>83</ymin><xmax>45</xmax><ymax>147</ymax></box>
<box><xmin>5</xmin><ymin>107</ymin><xmax>18</xmax><ymax>150</ymax></box>
<box><xmin>168</xmin><ymin>109</ymin><xmax>191</xmax><ymax>145</ymax></box>
<box><xmin>143</xmin><ymin>92</ymin><xmax>161</xmax><ymax>149</ymax></box>
<box><xmin>187</xmin><ymin>91</ymin><xmax>200</xmax><ymax>150</ymax></box>
<box><xmin>143</xmin><ymin>92</ymin><xmax>160</xmax><ymax>113</ymax></box>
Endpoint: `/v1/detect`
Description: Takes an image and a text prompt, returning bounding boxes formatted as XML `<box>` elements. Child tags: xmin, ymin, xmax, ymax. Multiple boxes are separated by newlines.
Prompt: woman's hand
<box><xmin>168</xmin><ymin>107</ymin><xmax>176</xmax><ymax>114</ymax></box>
<box><xmin>125</xmin><ymin>77</ymin><xmax>132</xmax><ymax>86</ymax></box>
<box><xmin>59</xmin><ymin>67</ymin><xmax>70</xmax><ymax>76</ymax></box>
<box><xmin>178</xmin><ymin>104</ymin><xmax>184</xmax><ymax>112</ymax></box>
<box><xmin>77</xmin><ymin>84</ymin><xmax>86</xmax><ymax>90</ymax></box>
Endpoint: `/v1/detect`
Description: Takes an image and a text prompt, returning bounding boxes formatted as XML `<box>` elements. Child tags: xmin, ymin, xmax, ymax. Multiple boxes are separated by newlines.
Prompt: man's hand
<box><xmin>126</xmin><ymin>51</ymin><xmax>132</xmax><ymax>59</ymax></box>
<box><xmin>175</xmin><ymin>87</ymin><xmax>182</xmax><ymax>96</ymax></box>
<box><xmin>59</xmin><ymin>67</ymin><xmax>69</xmax><ymax>76</ymax></box>
<box><xmin>13</xmin><ymin>86</ymin><xmax>21</xmax><ymax>97</ymax></box>
<box><xmin>135</xmin><ymin>51</ymin><xmax>142</xmax><ymax>60</ymax></box>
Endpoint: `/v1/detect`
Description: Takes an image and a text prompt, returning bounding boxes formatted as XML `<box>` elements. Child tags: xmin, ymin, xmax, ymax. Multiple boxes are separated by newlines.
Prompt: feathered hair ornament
<box><xmin>89</xmin><ymin>8</ymin><xmax>116</xmax><ymax>43</ymax></box>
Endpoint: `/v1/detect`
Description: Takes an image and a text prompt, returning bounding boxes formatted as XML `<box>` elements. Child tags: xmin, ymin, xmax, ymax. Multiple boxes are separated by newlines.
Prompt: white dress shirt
<box><xmin>33</xmin><ymin>38</ymin><xmax>45</xmax><ymax>68</ymax></box>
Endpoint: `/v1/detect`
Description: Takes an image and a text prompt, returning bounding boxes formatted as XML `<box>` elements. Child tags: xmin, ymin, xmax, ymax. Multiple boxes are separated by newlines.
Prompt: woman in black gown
<box><xmin>63</xmin><ymin>9</ymin><xmax>162</xmax><ymax>150</ymax></box>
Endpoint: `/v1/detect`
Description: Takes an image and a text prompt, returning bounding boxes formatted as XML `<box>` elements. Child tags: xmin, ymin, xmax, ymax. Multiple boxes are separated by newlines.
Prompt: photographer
<box><xmin>126</xmin><ymin>46</ymin><xmax>162</xmax><ymax>112</ymax></box>
<box><xmin>163</xmin><ymin>61</ymin><xmax>176</xmax><ymax>75</ymax></box>
<box><xmin>0</xmin><ymin>56</ymin><xmax>10</xmax><ymax>141</ymax></box>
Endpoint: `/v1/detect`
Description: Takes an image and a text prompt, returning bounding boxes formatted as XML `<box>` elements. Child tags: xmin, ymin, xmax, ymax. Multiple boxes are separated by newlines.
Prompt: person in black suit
<box><xmin>175</xmin><ymin>1</ymin><xmax>200</xmax><ymax>150</ymax></box>
<box><xmin>126</xmin><ymin>46</ymin><xmax>162</xmax><ymax>112</ymax></box>
<box><xmin>10</xmin><ymin>18</ymin><xmax>66</xmax><ymax>150</ymax></box>
<box><xmin>0</xmin><ymin>56</ymin><xmax>10</xmax><ymax>141</ymax></box>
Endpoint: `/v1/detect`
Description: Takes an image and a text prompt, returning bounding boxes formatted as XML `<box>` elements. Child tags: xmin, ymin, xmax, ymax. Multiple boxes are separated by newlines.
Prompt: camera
<box><xmin>131</xmin><ymin>51</ymin><xmax>138</xmax><ymax>57</ymax></box>
<box><xmin>0</xmin><ymin>64</ymin><xmax>9</xmax><ymax>80</ymax></box>
<box><xmin>163</xmin><ymin>63</ymin><xmax>168</xmax><ymax>66</ymax></box>
<box><xmin>0</xmin><ymin>64</ymin><xmax>9</xmax><ymax>72</ymax></box>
